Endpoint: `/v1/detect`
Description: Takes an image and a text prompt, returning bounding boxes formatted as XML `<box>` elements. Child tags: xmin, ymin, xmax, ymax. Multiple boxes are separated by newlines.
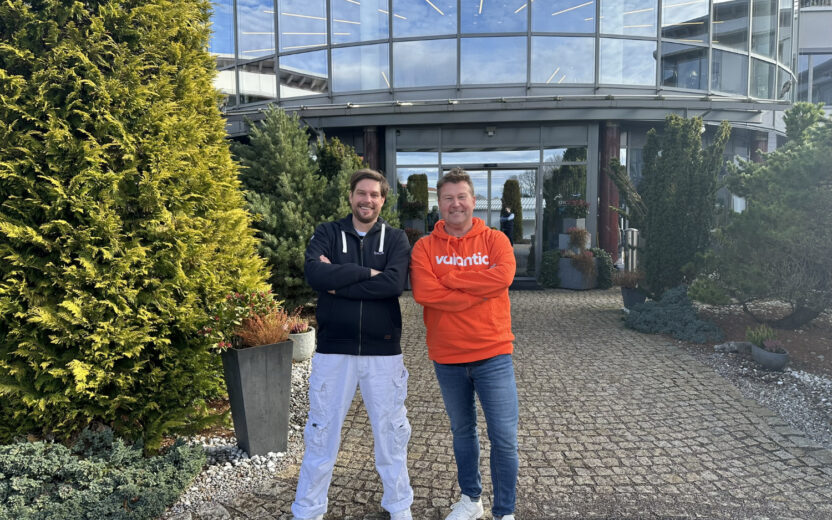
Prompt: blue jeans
<box><xmin>433</xmin><ymin>354</ymin><xmax>519</xmax><ymax>517</ymax></box>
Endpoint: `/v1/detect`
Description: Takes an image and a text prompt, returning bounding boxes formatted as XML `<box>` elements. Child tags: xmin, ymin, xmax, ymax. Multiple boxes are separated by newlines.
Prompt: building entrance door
<box><xmin>443</xmin><ymin>167</ymin><xmax>537</xmax><ymax>279</ymax></box>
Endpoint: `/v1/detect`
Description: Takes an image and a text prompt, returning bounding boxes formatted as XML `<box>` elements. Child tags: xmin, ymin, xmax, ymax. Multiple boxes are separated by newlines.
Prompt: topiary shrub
<box><xmin>540</xmin><ymin>250</ymin><xmax>562</xmax><ymax>288</ymax></box>
<box><xmin>0</xmin><ymin>428</ymin><xmax>205</xmax><ymax>519</ymax></box>
<box><xmin>590</xmin><ymin>247</ymin><xmax>614</xmax><ymax>289</ymax></box>
<box><xmin>0</xmin><ymin>0</ymin><xmax>268</xmax><ymax>448</ymax></box>
<box><xmin>624</xmin><ymin>285</ymin><xmax>723</xmax><ymax>343</ymax></box>
<box><xmin>501</xmin><ymin>179</ymin><xmax>523</xmax><ymax>243</ymax></box>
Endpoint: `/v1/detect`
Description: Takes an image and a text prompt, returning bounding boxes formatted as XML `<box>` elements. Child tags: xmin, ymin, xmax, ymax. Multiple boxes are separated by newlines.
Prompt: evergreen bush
<box><xmin>539</xmin><ymin>250</ymin><xmax>562</xmax><ymax>288</ymax></box>
<box><xmin>625</xmin><ymin>286</ymin><xmax>724</xmax><ymax>343</ymax></box>
<box><xmin>501</xmin><ymin>179</ymin><xmax>523</xmax><ymax>242</ymax></box>
<box><xmin>0</xmin><ymin>428</ymin><xmax>204</xmax><ymax>520</ymax></box>
<box><xmin>0</xmin><ymin>0</ymin><xmax>267</xmax><ymax>448</ymax></box>
<box><xmin>590</xmin><ymin>247</ymin><xmax>613</xmax><ymax>290</ymax></box>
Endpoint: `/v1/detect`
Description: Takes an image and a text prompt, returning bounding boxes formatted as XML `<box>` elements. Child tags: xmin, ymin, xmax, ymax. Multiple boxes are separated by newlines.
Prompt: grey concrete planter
<box><xmin>620</xmin><ymin>287</ymin><xmax>647</xmax><ymax>309</ymax></box>
<box><xmin>558</xmin><ymin>232</ymin><xmax>591</xmax><ymax>251</ymax></box>
<box><xmin>558</xmin><ymin>258</ymin><xmax>597</xmax><ymax>290</ymax></box>
<box><xmin>751</xmin><ymin>344</ymin><xmax>789</xmax><ymax>371</ymax></box>
<box><xmin>290</xmin><ymin>327</ymin><xmax>316</xmax><ymax>362</ymax></box>
<box><xmin>221</xmin><ymin>340</ymin><xmax>293</xmax><ymax>455</ymax></box>
<box><xmin>561</xmin><ymin>217</ymin><xmax>586</xmax><ymax>233</ymax></box>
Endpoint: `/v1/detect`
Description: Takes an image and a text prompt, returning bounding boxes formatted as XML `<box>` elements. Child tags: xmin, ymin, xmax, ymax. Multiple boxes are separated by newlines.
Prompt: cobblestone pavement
<box><xmin>197</xmin><ymin>290</ymin><xmax>832</xmax><ymax>519</ymax></box>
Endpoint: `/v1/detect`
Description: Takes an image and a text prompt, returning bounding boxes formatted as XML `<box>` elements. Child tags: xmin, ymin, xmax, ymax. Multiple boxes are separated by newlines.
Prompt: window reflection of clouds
<box><xmin>332</xmin><ymin>44</ymin><xmax>390</xmax><ymax>92</ymax></box>
<box><xmin>532</xmin><ymin>0</ymin><xmax>595</xmax><ymax>33</ymax></box>
<box><xmin>394</xmin><ymin>40</ymin><xmax>456</xmax><ymax>88</ymax></box>
<box><xmin>280</xmin><ymin>50</ymin><xmax>328</xmax><ymax>98</ymax></box>
<box><xmin>461</xmin><ymin>37</ymin><xmax>527</xmax><ymax>84</ymax></box>
<box><xmin>393</xmin><ymin>0</ymin><xmax>457</xmax><ymax>37</ymax></box>
<box><xmin>751</xmin><ymin>0</ymin><xmax>777</xmax><ymax>58</ymax></box>
<box><xmin>442</xmin><ymin>150</ymin><xmax>540</xmax><ymax>163</ymax></box>
<box><xmin>279</xmin><ymin>0</ymin><xmax>327</xmax><ymax>52</ymax></box>
<box><xmin>238</xmin><ymin>0</ymin><xmax>275</xmax><ymax>58</ymax></box>
<box><xmin>600</xmin><ymin>0</ymin><xmax>657</xmax><ymax>37</ymax></box>
<box><xmin>712</xmin><ymin>0</ymin><xmax>748</xmax><ymax>51</ymax></box>
<box><xmin>531</xmin><ymin>37</ymin><xmax>594</xmax><ymax>84</ymax></box>
<box><xmin>331</xmin><ymin>0</ymin><xmax>388</xmax><ymax>44</ymax></box>
<box><xmin>711</xmin><ymin>49</ymin><xmax>747</xmax><ymax>95</ymax></box>
<box><xmin>210</xmin><ymin>0</ymin><xmax>235</xmax><ymax>55</ymax></box>
<box><xmin>661</xmin><ymin>0</ymin><xmax>708</xmax><ymax>43</ymax></box>
<box><xmin>461</xmin><ymin>0</ymin><xmax>526</xmax><ymax>33</ymax></box>
<box><xmin>600</xmin><ymin>39</ymin><xmax>656</xmax><ymax>85</ymax></box>
<box><xmin>397</xmin><ymin>152</ymin><xmax>439</xmax><ymax>165</ymax></box>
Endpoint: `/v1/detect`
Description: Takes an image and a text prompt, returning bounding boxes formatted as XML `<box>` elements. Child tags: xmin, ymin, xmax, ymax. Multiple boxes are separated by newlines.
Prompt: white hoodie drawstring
<box><xmin>379</xmin><ymin>224</ymin><xmax>385</xmax><ymax>253</ymax></box>
<box><xmin>341</xmin><ymin>230</ymin><xmax>347</xmax><ymax>253</ymax></box>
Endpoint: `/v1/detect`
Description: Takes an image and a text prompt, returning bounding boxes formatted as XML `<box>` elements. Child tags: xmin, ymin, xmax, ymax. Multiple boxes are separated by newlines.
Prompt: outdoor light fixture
<box><xmin>485</xmin><ymin>126</ymin><xmax>496</xmax><ymax>137</ymax></box>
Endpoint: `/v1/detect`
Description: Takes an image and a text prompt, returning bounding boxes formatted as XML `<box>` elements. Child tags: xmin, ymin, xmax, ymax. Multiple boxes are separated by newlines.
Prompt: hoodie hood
<box><xmin>431</xmin><ymin>217</ymin><xmax>489</xmax><ymax>241</ymax></box>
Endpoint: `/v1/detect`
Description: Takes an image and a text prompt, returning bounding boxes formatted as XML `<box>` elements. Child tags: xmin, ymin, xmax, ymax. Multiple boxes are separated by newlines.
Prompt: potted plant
<box><xmin>207</xmin><ymin>290</ymin><xmax>294</xmax><ymax>455</ymax></box>
<box><xmin>746</xmin><ymin>324</ymin><xmax>789</xmax><ymax>371</ymax></box>
<box><xmin>612</xmin><ymin>269</ymin><xmax>647</xmax><ymax>309</ymax></box>
<box><xmin>560</xmin><ymin>198</ymin><xmax>589</xmax><ymax>232</ymax></box>
<box><xmin>288</xmin><ymin>310</ymin><xmax>316</xmax><ymax>362</ymax></box>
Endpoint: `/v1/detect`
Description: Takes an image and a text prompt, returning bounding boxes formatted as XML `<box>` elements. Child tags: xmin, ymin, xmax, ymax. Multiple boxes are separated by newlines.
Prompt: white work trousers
<box><xmin>291</xmin><ymin>353</ymin><xmax>413</xmax><ymax>519</ymax></box>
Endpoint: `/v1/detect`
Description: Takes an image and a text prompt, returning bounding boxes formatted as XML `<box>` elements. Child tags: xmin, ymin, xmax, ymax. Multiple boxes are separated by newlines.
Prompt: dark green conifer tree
<box><xmin>502</xmin><ymin>179</ymin><xmax>523</xmax><ymax>241</ymax></box>
<box><xmin>0</xmin><ymin>0</ymin><xmax>267</xmax><ymax>447</ymax></box>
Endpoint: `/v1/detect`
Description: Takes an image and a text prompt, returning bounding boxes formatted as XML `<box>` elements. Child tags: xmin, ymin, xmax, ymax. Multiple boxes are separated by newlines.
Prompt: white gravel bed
<box><xmin>684</xmin><ymin>344</ymin><xmax>832</xmax><ymax>450</ymax></box>
<box><xmin>160</xmin><ymin>359</ymin><xmax>311</xmax><ymax>518</ymax></box>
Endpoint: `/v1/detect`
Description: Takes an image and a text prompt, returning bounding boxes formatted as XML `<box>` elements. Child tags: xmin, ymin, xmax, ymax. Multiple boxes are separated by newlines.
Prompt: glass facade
<box><xmin>210</xmin><ymin>0</ymin><xmax>796</xmax><ymax>105</ymax></box>
<box><xmin>798</xmin><ymin>54</ymin><xmax>832</xmax><ymax>105</ymax></box>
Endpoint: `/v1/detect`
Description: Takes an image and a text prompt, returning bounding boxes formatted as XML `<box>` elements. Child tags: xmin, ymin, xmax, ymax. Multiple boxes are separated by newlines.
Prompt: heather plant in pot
<box><xmin>746</xmin><ymin>324</ymin><xmax>789</xmax><ymax>371</ymax></box>
<box><xmin>288</xmin><ymin>309</ymin><xmax>316</xmax><ymax>362</ymax></box>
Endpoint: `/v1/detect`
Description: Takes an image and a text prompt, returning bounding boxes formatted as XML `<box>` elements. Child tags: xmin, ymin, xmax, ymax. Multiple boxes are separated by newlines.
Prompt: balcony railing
<box><xmin>801</xmin><ymin>0</ymin><xmax>832</xmax><ymax>7</ymax></box>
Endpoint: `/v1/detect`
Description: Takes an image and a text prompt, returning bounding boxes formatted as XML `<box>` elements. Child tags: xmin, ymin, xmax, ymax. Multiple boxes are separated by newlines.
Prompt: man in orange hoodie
<box><xmin>410</xmin><ymin>168</ymin><xmax>518</xmax><ymax>520</ymax></box>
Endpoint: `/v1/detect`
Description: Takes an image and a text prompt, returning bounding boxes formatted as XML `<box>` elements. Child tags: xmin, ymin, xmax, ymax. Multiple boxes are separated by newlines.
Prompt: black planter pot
<box><xmin>621</xmin><ymin>287</ymin><xmax>647</xmax><ymax>309</ymax></box>
<box><xmin>751</xmin><ymin>344</ymin><xmax>789</xmax><ymax>371</ymax></box>
<box><xmin>221</xmin><ymin>340</ymin><xmax>293</xmax><ymax>455</ymax></box>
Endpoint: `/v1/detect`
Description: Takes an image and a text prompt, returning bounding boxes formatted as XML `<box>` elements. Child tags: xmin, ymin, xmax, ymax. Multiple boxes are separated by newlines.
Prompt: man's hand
<box><xmin>370</xmin><ymin>268</ymin><xmax>382</xmax><ymax>277</ymax></box>
<box><xmin>319</xmin><ymin>255</ymin><xmax>331</xmax><ymax>264</ymax></box>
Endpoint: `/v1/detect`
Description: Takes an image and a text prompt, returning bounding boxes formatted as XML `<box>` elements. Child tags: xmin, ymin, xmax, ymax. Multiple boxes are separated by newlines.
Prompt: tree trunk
<box><xmin>769</xmin><ymin>306</ymin><xmax>825</xmax><ymax>330</ymax></box>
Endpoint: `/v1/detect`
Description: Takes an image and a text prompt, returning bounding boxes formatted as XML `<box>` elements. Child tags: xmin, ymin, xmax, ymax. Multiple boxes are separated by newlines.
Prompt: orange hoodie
<box><xmin>410</xmin><ymin>217</ymin><xmax>516</xmax><ymax>364</ymax></box>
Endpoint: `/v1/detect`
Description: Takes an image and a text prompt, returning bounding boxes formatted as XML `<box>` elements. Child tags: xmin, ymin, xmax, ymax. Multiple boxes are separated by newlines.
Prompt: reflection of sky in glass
<box><xmin>811</xmin><ymin>55</ymin><xmax>832</xmax><ymax>104</ymax></box>
<box><xmin>279</xmin><ymin>0</ymin><xmax>327</xmax><ymax>52</ymax></box>
<box><xmin>393</xmin><ymin>0</ymin><xmax>457</xmax><ymax>37</ymax></box>
<box><xmin>394</xmin><ymin>39</ymin><xmax>456</xmax><ymax>87</ymax></box>
<box><xmin>397</xmin><ymin>152</ymin><xmax>439</xmax><ymax>165</ymax></box>
<box><xmin>750</xmin><ymin>58</ymin><xmax>774</xmax><ymax>98</ymax></box>
<box><xmin>661</xmin><ymin>43</ymin><xmax>707</xmax><ymax>89</ymax></box>
<box><xmin>531</xmin><ymin>37</ymin><xmax>594</xmax><ymax>84</ymax></box>
<box><xmin>711</xmin><ymin>49</ymin><xmax>747</xmax><ymax>95</ymax></box>
<box><xmin>661</xmin><ymin>0</ymin><xmax>708</xmax><ymax>43</ymax></box>
<box><xmin>600</xmin><ymin>0</ymin><xmax>657</xmax><ymax>37</ymax></box>
<box><xmin>712</xmin><ymin>0</ymin><xmax>748</xmax><ymax>51</ymax></box>
<box><xmin>210</xmin><ymin>0</ymin><xmax>235</xmax><ymax>55</ymax></box>
<box><xmin>332</xmin><ymin>44</ymin><xmax>390</xmax><ymax>92</ymax></box>
<box><xmin>777</xmin><ymin>0</ymin><xmax>792</xmax><ymax>63</ymax></box>
<box><xmin>797</xmin><ymin>54</ymin><xmax>809</xmax><ymax>101</ymax></box>
<box><xmin>600</xmin><ymin>38</ymin><xmax>656</xmax><ymax>85</ymax></box>
<box><xmin>331</xmin><ymin>0</ymin><xmax>388</xmax><ymax>44</ymax></box>
<box><xmin>461</xmin><ymin>0</ymin><xmax>526</xmax><ymax>33</ymax></box>
<box><xmin>461</xmin><ymin>37</ymin><xmax>526</xmax><ymax>84</ymax></box>
<box><xmin>532</xmin><ymin>0</ymin><xmax>595</xmax><ymax>33</ymax></box>
<box><xmin>280</xmin><ymin>49</ymin><xmax>328</xmax><ymax>76</ymax></box>
<box><xmin>237</xmin><ymin>0</ymin><xmax>275</xmax><ymax>58</ymax></box>
<box><xmin>751</xmin><ymin>0</ymin><xmax>776</xmax><ymax>58</ymax></box>
<box><xmin>442</xmin><ymin>150</ymin><xmax>539</xmax><ymax>164</ymax></box>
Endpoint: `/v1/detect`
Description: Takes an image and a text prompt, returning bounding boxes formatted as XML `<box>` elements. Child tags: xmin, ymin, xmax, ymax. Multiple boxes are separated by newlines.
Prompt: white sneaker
<box><xmin>445</xmin><ymin>495</ymin><xmax>484</xmax><ymax>520</ymax></box>
<box><xmin>391</xmin><ymin>508</ymin><xmax>413</xmax><ymax>520</ymax></box>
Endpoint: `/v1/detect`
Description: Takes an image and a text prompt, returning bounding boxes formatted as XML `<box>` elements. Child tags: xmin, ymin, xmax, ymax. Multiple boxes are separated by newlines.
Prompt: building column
<box><xmin>598</xmin><ymin>122</ymin><xmax>620</xmax><ymax>263</ymax></box>
<box><xmin>750</xmin><ymin>131</ymin><xmax>768</xmax><ymax>163</ymax></box>
<box><xmin>363</xmin><ymin>126</ymin><xmax>379</xmax><ymax>170</ymax></box>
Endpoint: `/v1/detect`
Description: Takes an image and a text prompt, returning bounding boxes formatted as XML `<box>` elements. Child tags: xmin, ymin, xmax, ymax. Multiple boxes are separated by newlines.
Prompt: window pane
<box><xmin>776</xmin><ymin>67</ymin><xmax>792</xmax><ymax>101</ymax></box>
<box><xmin>531</xmin><ymin>37</ymin><xmax>594</xmax><ymax>84</ymax></box>
<box><xmin>332</xmin><ymin>44</ymin><xmax>390</xmax><ymax>92</ymax></box>
<box><xmin>750</xmin><ymin>58</ymin><xmax>774</xmax><ymax>98</ymax></box>
<box><xmin>393</xmin><ymin>0</ymin><xmax>457</xmax><ymax>37</ymax></box>
<box><xmin>600</xmin><ymin>0</ymin><xmax>657</xmax><ymax>37</ymax></box>
<box><xmin>711</xmin><ymin>49</ymin><xmax>748</xmax><ymax>95</ymax></box>
<box><xmin>532</xmin><ymin>0</ymin><xmax>595</xmax><ymax>33</ymax></box>
<box><xmin>215</xmin><ymin>68</ymin><xmax>237</xmax><ymax>107</ymax></box>
<box><xmin>461</xmin><ymin>37</ymin><xmax>527</xmax><ymax>84</ymax></box>
<box><xmin>460</xmin><ymin>0</ymin><xmax>527</xmax><ymax>33</ymax></box>
<box><xmin>661</xmin><ymin>0</ymin><xmax>708</xmax><ymax>44</ymax></box>
<box><xmin>661</xmin><ymin>43</ymin><xmax>707</xmax><ymax>90</ymax></box>
<box><xmin>210</xmin><ymin>0</ymin><xmax>235</xmax><ymax>57</ymax></box>
<box><xmin>278</xmin><ymin>0</ymin><xmax>327</xmax><ymax>52</ymax></box>
<box><xmin>331</xmin><ymin>0</ymin><xmax>388</xmax><ymax>44</ymax></box>
<box><xmin>600</xmin><ymin>38</ymin><xmax>657</xmax><ymax>85</ymax></box>
<box><xmin>811</xmin><ymin>55</ymin><xmax>832</xmax><ymax>105</ymax></box>
<box><xmin>394</xmin><ymin>39</ymin><xmax>456</xmax><ymax>88</ymax></box>
<box><xmin>280</xmin><ymin>50</ymin><xmax>328</xmax><ymax>98</ymax></box>
<box><xmin>240</xmin><ymin>57</ymin><xmax>276</xmax><ymax>103</ymax></box>
<box><xmin>751</xmin><ymin>0</ymin><xmax>777</xmax><ymax>58</ymax></box>
<box><xmin>777</xmin><ymin>0</ymin><xmax>792</xmax><ymax>64</ymax></box>
<box><xmin>442</xmin><ymin>150</ymin><xmax>540</xmax><ymax>164</ymax></box>
<box><xmin>238</xmin><ymin>0</ymin><xmax>276</xmax><ymax>59</ymax></box>
<box><xmin>398</xmin><ymin>168</ymin><xmax>440</xmax><ymax>209</ymax></box>
<box><xmin>797</xmin><ymin>54</ymin><xmax>809</xmax><ymax>101</ymax></box>
<box><xmin>544</xmin><ymin>147</ymin><xmax>588</xmax><ymax>165</ymax></box>
<box><xmin>712</xmin><ymin>0</ymin><xmax>748</xmax><ymax>51</ymax></box>
<box><xmin>397</xmin><ymin>152</ymin><xmax>439</xmax><ymax>165</ymax></box>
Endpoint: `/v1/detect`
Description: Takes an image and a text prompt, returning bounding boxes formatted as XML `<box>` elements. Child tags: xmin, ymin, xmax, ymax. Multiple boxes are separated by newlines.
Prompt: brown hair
<box><xmin>437</xmin><ymin>167</ymin><xmax>475</xmax><ymax>198</ymax></box>
<box><xmin>349</xmin><ymin>169</ymin><xmax>389</xmax><ymax>198</ymax></box>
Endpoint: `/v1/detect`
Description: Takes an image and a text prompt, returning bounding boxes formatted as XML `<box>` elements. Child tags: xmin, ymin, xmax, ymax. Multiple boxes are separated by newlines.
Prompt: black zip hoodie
<box><xmin>304</xmin><ymin>215</ymin><xmax>410</xmax><ymax>356</ymax></box>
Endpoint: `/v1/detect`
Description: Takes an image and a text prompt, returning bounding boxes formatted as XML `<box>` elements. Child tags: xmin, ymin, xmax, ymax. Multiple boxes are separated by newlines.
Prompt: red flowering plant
<box><xmin>561</xmin><ymin>199</ymin><xmax>590</xmax><ymax>218</ymax></box>
<box><xmin>201</xmin><ymin>290</ymin><xmax>290</xmax><ymax>350</ymax></box>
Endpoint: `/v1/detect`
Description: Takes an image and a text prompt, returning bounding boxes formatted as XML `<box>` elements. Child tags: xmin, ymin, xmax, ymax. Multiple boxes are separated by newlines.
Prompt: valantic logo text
<box><xmin>434</xmin><ymin>253</ymin><xmax>489</xmax><ymax>266</ymax></box>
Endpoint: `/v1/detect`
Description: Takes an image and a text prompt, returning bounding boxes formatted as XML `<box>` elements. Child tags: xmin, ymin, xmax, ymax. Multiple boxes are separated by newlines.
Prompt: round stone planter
<box><xmin>620</xmin><ymin>287</ymin><xmax>647</xmax><ymax>309</ymax></box>
<box><xmin>289</xmin><ymin>327</ymin><xmax>316</xmax><ymax>362</ymax></box>
<box><xmin>751</xmin><ymin>343</ymin><xmax>789</xmax><ymax>371</ymax></box>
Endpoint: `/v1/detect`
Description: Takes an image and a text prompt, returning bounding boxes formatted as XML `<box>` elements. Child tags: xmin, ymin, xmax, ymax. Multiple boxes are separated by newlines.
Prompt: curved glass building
<box><xmin>211</xmin><ymin>0</ymin><xmax>799</xmax><ymax>280</ymax></box>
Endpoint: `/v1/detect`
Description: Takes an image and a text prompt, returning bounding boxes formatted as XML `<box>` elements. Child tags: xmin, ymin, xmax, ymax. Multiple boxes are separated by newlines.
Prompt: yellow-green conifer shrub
<box><xmin>0</xmin><ymin>0</ymin><xmax>268</xmax><ymax>449</ymax></box>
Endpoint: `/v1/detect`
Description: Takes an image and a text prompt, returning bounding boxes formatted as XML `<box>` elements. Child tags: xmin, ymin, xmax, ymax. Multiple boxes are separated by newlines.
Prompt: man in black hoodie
<box><xmin>291</xmin><ymin>169</ymin><xmax>413</xmax><ymax>520</ymax></box>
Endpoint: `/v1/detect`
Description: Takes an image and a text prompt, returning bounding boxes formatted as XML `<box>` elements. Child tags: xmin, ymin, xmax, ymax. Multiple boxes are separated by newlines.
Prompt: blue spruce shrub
<box><xmin>625</xmin><ymin>285</ymin><xmax>723</xmax><ymax>343</ymax></box>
